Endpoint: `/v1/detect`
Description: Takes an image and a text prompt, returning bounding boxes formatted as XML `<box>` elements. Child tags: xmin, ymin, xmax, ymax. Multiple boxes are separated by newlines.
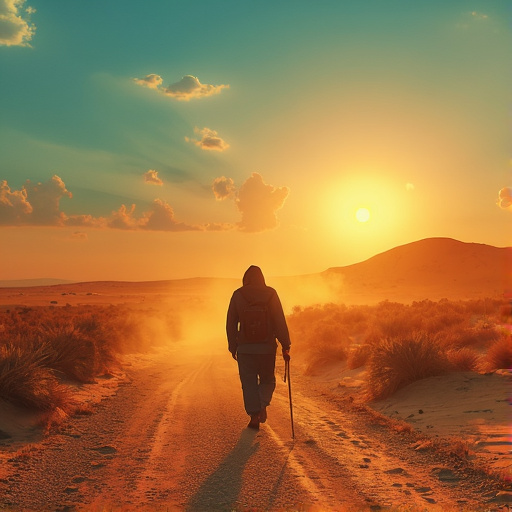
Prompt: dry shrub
<box><xmin>347</xmin><ymin>344</ymin><xmax>371</xmax><ymax>370</ymax></box>
<box><xmin>0</xmin><ymin>304</ymin><xmax>181</xmax><ymax>415</ymax></box>
<box><xmin>75</xmin><ymin>313</ymin><xmax>118</xmax><ymax>368</ymax></box>
<box><xmin>376</xmin><ymin>313</ymin><xmax>423</xmax><ymax>339</ymax></box>
<box><xmin>446</xmin><ymin>347</ymin><xmax>481</xmax><ymax>371</ymax></box>
<box><xmin>0</xmin><ymin>344</ymin><xmax>69</xmax><ymax>410</ymax></box>
<box><xmin>423</xmin><ymin>311</ymin><xmax>465</xmax><ymax>334</ymax></box>
<box><xmin>366</xmin><ymin>332</ymin><xmax>450</xmax><ymax>401</ymax></box>
<box><xmin>39</xmin><ymin>324</ymin><xmax>99</xmax><ymax>383</ymax></box>
<box><xmin>481</xmin><ymin>333</ymin><xmax>512</xmax><ymax>372</ymax></box>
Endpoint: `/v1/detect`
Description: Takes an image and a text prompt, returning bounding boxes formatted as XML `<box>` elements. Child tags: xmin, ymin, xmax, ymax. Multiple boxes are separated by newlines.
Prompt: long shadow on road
<box><xmin>186</xmin><ymin>428</ymin><xmax>260</xmax><ymax>512</ymax></box>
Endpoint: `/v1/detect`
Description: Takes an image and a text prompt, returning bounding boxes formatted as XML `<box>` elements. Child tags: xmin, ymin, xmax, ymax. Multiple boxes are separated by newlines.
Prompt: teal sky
<box><xmin>1</xmin><ymin>0</ymin><xmax>511</xmax><ymax>281</ymax></box>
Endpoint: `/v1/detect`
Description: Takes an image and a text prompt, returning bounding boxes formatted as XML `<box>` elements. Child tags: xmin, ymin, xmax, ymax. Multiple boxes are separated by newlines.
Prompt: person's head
<box><xmin>242</xmin><ymin>265</ymin><xmax>266</xmax><ymax>286</ymax></box>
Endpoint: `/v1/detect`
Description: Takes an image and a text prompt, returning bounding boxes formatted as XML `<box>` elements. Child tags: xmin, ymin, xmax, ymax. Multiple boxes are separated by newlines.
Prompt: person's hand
<box><xmin>282</xmin><ymin>349</ymin><xmax>290</xmax><ymax>362</ymax></box>
<box><xmin>231</xmin><ymin>351</ymin><xmax>237</xmax><ymax>361</ymax></box>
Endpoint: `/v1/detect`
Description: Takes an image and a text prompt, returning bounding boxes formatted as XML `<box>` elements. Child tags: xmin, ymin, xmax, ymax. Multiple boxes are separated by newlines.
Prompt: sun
<box><xmin>355</xmin><ymin>207</ymin><xmax>370</xmax><ymax>223</ymax></box>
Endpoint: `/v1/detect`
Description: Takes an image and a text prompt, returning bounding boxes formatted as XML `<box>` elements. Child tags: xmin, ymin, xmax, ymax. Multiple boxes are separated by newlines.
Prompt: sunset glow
<box><xmin>0</xmin><ymin>1</ymin><xmax>510</xmax><ymax>282</ymax></box>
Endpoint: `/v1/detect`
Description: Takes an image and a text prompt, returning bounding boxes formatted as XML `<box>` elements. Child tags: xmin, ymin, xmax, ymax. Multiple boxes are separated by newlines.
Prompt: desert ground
<box><xmin>0</xmin><ymin>336</ymin><xmax>510</xmax><ymax>512</ymax></box>
<box><xmin>0</xmin><ymin>239</ymin><xmax>511</xmax><ymax>511</ymax></box>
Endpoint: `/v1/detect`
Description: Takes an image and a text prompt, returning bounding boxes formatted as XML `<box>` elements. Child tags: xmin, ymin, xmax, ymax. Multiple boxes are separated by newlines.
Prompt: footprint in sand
<box><xmin>385</xmin><ymin>467</ymin><xmax>407</xmax><ymax>476</ymax></box>
<box><xmin>432</xmin><ymin>468</ymin><xmax>460</xmax><ymax>483</ymax></box>
<box><xmin>71</xmin><ymin>476</ymin><xmax>88</xmax><ymax>484</ymax></box>
<box><xmin>91</xmin><ymin>445</ymin><xmax>117</xmax><ymax>455</ymax></box>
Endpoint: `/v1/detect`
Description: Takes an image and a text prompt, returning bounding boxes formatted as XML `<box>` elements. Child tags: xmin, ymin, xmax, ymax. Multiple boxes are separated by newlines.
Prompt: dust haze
<box><xmin>127</xmin><ymin>273</ymin><xmax>344</xmax><ymax>354</ymax></box>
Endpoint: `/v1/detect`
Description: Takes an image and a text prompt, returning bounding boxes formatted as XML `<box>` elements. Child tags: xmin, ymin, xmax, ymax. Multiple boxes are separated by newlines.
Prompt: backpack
<box><xmin>239</xmin><ymin>289</ymin><xmax>274</xmax><ymax>343</ymax></box>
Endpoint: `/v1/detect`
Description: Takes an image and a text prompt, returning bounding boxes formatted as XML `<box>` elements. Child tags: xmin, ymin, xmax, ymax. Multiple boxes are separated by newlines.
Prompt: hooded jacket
<box><xmin>226</xmin><ymin>265</ymin><xmax>291</xmax><ymax>355</ymax></box>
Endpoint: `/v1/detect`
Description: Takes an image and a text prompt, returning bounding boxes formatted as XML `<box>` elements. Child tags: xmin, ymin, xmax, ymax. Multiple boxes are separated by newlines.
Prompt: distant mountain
<box><xmin>0</xmin><ymin>278</ymin><xmax>75</xmax><ymax>288</ymax></box>
<box><xmin>0</xmin><ymin>238</ymin><xmax>509</xmax><ymax>305</ymax></box>
<box><xmin>322</xmin><ymin>238</ymin><xmax>511</xmax><ymax>303</ymax></box>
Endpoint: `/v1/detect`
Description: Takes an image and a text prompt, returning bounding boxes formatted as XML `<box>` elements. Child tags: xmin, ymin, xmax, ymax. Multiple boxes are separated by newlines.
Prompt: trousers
<box><xmin>236</xmin><ymin>353</ymin><xmax>276</xmax><ymax>415</ymax></box>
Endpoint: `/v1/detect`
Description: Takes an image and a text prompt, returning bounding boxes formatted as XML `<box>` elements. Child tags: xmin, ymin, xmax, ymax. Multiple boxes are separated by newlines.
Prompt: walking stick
<box><xmin>283</xmin><ymin>359</ymin><xmax>295</xmax><ymax>439</ymax></box>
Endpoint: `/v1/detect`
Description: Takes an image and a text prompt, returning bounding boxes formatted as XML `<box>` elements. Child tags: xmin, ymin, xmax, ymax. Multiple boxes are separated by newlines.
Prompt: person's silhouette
<box><xmin>226</xmin><ymin>265</ymin><xmax>291</xmax><ymax>429</ymax></box>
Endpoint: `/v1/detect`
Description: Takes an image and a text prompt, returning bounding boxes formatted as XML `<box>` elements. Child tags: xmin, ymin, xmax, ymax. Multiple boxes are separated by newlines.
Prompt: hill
<box><xmin>0</xmin><ymin>238</ymin><xmax>509</xmax><ymax>307</ymax></box>
<box><xmin>320</xmin><ymin>237</ymin><xmax>511</xmax><ymax>303</ymax></box>
<box><xmin>0</xmin><ymin>278</ymin><xmax>75</xmax><ymax>288</ymax></box>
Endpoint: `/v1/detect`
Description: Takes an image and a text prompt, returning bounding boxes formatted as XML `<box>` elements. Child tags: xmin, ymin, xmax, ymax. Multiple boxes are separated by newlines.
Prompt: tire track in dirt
<box><xmin>0</xmin><ymin>345</ymin><xmax>505</xmax><ymax>512</ymax></box>
<box><xmin>84</xmin><ymin>355</ymin><xmax>213</xmax><ymax>509</ymax></box>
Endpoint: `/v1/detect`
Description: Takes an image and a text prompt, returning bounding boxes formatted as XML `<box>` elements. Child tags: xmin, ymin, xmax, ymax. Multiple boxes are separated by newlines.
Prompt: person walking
<box><xmin>226</xmin><ymin>265</ymin><xmax>291</xmax><ymax>430</ymax></box>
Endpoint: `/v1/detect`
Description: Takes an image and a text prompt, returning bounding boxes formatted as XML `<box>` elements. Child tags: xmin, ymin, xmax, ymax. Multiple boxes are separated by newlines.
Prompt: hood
<box><xmin>242</xmin><ymin>265</ymin><xmax>266</xmax><ymax>287</ymax></box>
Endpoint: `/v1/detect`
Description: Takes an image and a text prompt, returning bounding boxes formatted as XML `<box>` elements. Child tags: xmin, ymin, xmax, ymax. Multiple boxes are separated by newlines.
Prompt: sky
<box><xmin>0</xmin><ymin>0</ymin><xmax>511</xmax><ymax>282</ymax></box>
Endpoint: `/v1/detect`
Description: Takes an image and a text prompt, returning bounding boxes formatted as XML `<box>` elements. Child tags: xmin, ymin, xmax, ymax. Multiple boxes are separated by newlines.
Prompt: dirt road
<box><xmin>0</xmin><ymin>340</ymin><xmax>506</xmax><ymax>512</ymax></box>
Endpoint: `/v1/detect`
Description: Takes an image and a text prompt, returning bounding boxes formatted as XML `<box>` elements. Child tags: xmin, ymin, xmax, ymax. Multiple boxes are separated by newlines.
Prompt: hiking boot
<box><xmin>259</xmin><ymin>407</ymin><xmax>267</xmax><ymax>423</ymax></box>
<box><xmin>247</xmin><ymin>414</ymin><xmax>260</xmax><ymax>430</ymax></box>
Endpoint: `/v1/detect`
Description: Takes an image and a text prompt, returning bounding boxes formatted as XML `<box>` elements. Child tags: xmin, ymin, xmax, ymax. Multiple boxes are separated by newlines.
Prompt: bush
<box><xmin>441</xmin><ymin>325</ymin><xmax>500</xmax><ymax>351</ymax></box>
<box><xmin>365</xmin><ymin>332</ymin><xmax>451</xmax><ymax>401</ymax></box>
<box><xmin>481</xmin><ymin>333</ymin><xmax>512</xmax><ymax>372</ymax></box>
<box><xmin>0</xmin><ymin>304</ymin><xmax>177</xmax><ymax>414</ymax></box>
<box><xmin>446</xmin><ymin>347</ymin><xmax>481</xmax><ymax>371</ymax></box>
<box><xmin>39</xmin><ymin>323</ymin><xmax>99</xmax><ymax>383</ymax></box>
<box><xmin>0</xmin><ymin>344</ymin><xmax>69</xmax><ymax>410</ymax></box>
<box><xmin>347</xmin><ymin>344</ymin><xmax>371</xmax><ymax>370</ymax></box>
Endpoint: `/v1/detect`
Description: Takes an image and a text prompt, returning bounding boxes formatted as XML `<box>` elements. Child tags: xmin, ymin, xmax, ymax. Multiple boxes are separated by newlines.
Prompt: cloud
<box><xmin>107</xmin><ymin>203</ymin><xmax>138</xmax><ymax>230</ymax></box>
<box><xmin>24</xmin><ymin>175</ymin><xmax>72</xmax><ymax>225</ymax></box>
<box><xmin>204</xmin><ymin>222</ymin><xmax>235</xmax><ymax>232</ymax></box>
<box><xmin>470</xmin><ymin>11</ymin><xmax>489</xmax><ymax>21</ymax></box>
<box><xmin>104</xmin><ymin>202</ymin><xmax>196</xmax><ymax>231</ymax></box>
<box><xmin>212</xmin><ymin>176</ymin><xmax>235</xmax><ymax>201</ymax></box>
<box><xmin>0</xmin><ymin>0</ymin><xmax>36</xmax><ymax>46</ymax></box>
<box><xmin>144</xmin><ymin>198</ymin><xmax>202</xmax><ymax>231</ymax></box>
<box><xmin>235</xmin><ymin>173</ymin><xmax>289</xmax><ymax>232</ymax></box>
<box><xmin>456</xmin><ymin>10</ymin><xmax>493</xmax><ymax>31</ymax></box>
<box><xmin>162</xmin><ymin>75</ymin><xmax>229</xmax><ymax>101</ymax></box>
<box><xmin>63</xmin><ymin>213</ymin><xmax>105</xmax><ymax>229</ymax></box>
<box><xmin>133</xmin><ymin>74</ymin><xmax>229</xmax><ymax>101</ymax></box>
<box><xmin>0</xmin><ymin>174</ymin><xmax>290</xmax><ymax>233</ymax></box>
<box><xmin>497</xmin><ymin>188</ymin><xmax>512</xmax><ymax>210</ymax></box>
<box><xmin>210</xmin><ymin>173</ymin><xmax>290</xmax><ymax>232</ymax></box>
<box><xmin>186</xmin><ymin>127</ymin><xmax>230</xmax><ymax>152</ymax></box>
<box><xmin>0</xmin><ymin>176</ymin><xmax>103</xmax><ymax>227</ymax></box>
<box><xmin>0</xmin><ymin>179</ymin><xmax>32</xmax><ymax>224</ymax></box>
<box><xmin>0</xmin><ymin>176</ymin><xmax>201</xmax><ymax>231</ymax></box>
<box><xmin>144</xmin><ymin>169</ymin><xmax>163</xmax><ymax>186</ymax></box>
<box><xmin>133</xmin><ymin>74</ymin><xmax>163</xmax><ymax>89</ymax></box>
<box><xmin>106</xmin><ymin>200</ymin><xmax>202</xmax><ymax>231</ymax></box>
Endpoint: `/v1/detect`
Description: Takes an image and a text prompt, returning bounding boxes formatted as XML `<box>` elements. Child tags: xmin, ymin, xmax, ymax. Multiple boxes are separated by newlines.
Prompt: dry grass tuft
<box><xmin>39</xmin><ymin>323</ymin><xmax>99</xmax><ymax>383</ymax></box>
<box><xmin>0</xmin><ymin>343</ymin><xmax>70</xmax><ymax>410</ymax></box>
<box><xmin>481</xmin><ymin>333</ymin><xmax>512</xmax><ymax>372</ymax></box>
<box><xmin>446</xmin><ymin>347</ymin><xmax>481</xmax><ymax>371</ymax></box>
<box><xmin>365</xmin><ymin>332</ymin><xmax>451</xmax><ymax>401</ymax></box>
<box><xmin>288</xmin><ymin>297</ymin><xmax>507</xmax><ymax>401</ymax></box>
<box><xmin>347</xmin><ymin>344</ymin><xmax>371</xmax><ymax>370</ymax></box>
<box><xmin>0</xmin><ymin>304</ymin><xmax>179</xmax><ymax>419</ymax></box>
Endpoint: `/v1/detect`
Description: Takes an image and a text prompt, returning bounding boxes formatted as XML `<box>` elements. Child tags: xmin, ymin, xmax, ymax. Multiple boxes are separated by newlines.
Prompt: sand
<box><xmin>306</xmin><ymin>359</ymin><xmax>512</xmax><ymax>479</ymax></box>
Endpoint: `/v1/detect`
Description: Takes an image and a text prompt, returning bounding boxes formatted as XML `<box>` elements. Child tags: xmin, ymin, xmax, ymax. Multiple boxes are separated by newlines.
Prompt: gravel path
<box><xmin>0</xmin><ymin>341</ymin><xmax>508</xmax><ymax>511</ymax></box>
